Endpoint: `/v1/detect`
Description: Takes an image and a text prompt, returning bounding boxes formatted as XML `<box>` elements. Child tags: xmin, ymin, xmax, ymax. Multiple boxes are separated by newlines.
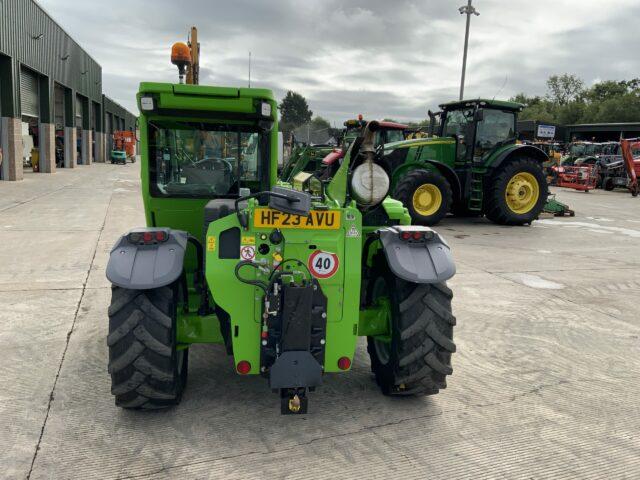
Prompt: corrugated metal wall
<box><xmin>0</xmin><ymin>0</ymin><xmax>102</xmax><ymax>111</ymax></box>
<box><xmin>103</xmin><ymin>95</ymin><xmax>137</xmax><ymax>132</ymax></box>
<box><xmin>1</xmin><ymin>0</ymin><xmax>137</xmax><ymax>138</ymax></box>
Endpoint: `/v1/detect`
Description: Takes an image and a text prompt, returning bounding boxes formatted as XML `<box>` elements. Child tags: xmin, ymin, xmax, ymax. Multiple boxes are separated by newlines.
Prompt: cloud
<box><xmin>38</xmin><ymin>0</ymin><xmax>640</xmax><ymax>123</ymax></box>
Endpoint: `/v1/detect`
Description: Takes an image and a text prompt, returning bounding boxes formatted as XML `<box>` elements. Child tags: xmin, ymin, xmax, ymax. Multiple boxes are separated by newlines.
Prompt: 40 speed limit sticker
<box><xmin>308</xmin><ymin>250</ymin><xmax>339</xmax><ymax>279</ymax></box>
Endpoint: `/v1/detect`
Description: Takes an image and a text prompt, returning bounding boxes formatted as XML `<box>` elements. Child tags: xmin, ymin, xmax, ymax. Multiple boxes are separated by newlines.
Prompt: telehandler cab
<box><xmin>105</xmin><ymin>43</ymin><xmax>456</xmax><ymax>414</ymax></box>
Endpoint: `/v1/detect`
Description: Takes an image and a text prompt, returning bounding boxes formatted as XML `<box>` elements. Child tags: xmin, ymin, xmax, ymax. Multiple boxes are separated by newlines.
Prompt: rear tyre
<box><xmin>604</xmin><ymin>178</ymin><xmax>615</xmax><ymax>191</ymax></box>
<box><xmin>485</xmin><ymin>157</ymin><xmax>548</xmax><ymax>225</ymax></box>
<box><xmin>107</xmin><ymin>285</ymin><xmax>188</xmax><ymax>409</ymax></box>
<box><xmin>393</xmin><ymin>169</ymin><xmax>452</xmax><ymax>226</ymax></box>
<box><xmin>366</xmin><ymin>260</ymin><xmax>456</xmax><ymax>396</ymax></box>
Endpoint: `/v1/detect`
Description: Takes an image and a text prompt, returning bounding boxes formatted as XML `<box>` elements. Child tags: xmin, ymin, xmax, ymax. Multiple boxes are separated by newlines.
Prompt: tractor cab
<box><xmin>562</xmin><ymin>141</ymin><xmax>600</xmax><ymax>166</ymax></box>
<box><xmin>433</xmin><ymin>99</ymin><xmax>521</xmax><ymax>166</ymax></box>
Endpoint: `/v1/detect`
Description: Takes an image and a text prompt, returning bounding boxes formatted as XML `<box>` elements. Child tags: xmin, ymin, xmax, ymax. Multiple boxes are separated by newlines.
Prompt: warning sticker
<box><xmin>346</xmin><ymin>224</ymin><xmax>360</xmax><ymax>238</ymax></box>
<box><xmin>240</xmin><ymin>245</ymin><xmax>256</xmax><ymax>260</ymax></box>
<box><xmin>207</xmin><ymin>236</ymin><xmax>216</xmax><ymax>252</ymax></box>
<box><xmin>241</xmin><ymin>235</ymin><xmax>256</xmax><ymax>245</ymax></box>
<box><xmin>308</xmin><ymin>250</ymin><xmax>339</xmax><ymax>279</ymax></box>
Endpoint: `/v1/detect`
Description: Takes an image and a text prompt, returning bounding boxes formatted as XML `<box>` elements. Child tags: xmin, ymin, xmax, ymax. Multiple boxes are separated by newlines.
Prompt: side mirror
<box><xmin>268</xmin><ymin>186</ymin><xmax>311</xmax><ymax>216</ymax></box>
<box><xmin>474</xmin><ymin>109</ymin><xmax>484</xmax><ymax>121</ymax></box>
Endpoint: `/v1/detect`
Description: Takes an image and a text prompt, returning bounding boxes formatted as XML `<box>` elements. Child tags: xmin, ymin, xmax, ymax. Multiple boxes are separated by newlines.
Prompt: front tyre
<box><xmin>366</xmin><ymin>262</ymin><xmax>456</xmax><ymax>396</ymax></box>
<box><xmin>485</xmin><ymin>157</ymin><xmax>548</xmax><ymax>225</ymax></box>
<box><xmin>393</xmin><ymin>169</ymin><xmax>452</xmax><ymax>226</ymax></box>
<box><xmin>107</xmin><ymin>285</ymin><xmax>188</xmax><ymax>409</ymax></box>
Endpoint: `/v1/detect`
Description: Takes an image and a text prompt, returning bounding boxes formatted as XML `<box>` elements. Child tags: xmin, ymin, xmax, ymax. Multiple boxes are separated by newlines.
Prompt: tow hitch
<box><xmin>260</xmin><ymin>276</ymin><xmax>327</xmax><ymax>414</ymax></box>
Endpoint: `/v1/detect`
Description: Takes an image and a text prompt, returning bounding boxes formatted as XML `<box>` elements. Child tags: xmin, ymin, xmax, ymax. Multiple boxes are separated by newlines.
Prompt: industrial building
<box><xmin>0</xmin><ymin>0</ymin><xmax>136</xmax><ymax>181</ymax></box>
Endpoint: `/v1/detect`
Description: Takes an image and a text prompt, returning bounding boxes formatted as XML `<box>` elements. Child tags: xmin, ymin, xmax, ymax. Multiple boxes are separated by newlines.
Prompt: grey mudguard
<box><xmin>106</xmin><ymin>228</ymin><xmax>188</xmax><ymax>289</ymax></box>
<box><xmin>378</xmin><ymin>226</ymin><xmax>456</xmax><ymax>283</ymax></box>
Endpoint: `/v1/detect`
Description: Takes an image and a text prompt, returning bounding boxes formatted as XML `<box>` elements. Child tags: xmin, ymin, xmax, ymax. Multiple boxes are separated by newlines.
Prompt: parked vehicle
<box><xmin>104</xmin><ymin>38</ymin><xmax>457</xmax><ymax>414</ymax></box>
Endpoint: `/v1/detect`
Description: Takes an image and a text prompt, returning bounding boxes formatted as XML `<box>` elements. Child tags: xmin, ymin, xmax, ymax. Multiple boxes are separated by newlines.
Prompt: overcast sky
<box><xmin>38</xmin><ymin>0</ymin><xmax>640</xmax><ymax>124</ymax></box>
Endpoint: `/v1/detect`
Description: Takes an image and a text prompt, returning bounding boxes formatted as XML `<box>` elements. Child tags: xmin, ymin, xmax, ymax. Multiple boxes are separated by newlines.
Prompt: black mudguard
<box><xmin>377</xmin><ymin>226</ymin><xmax>456</xmax><ymax>283</ymax></box>
<box><xmin>106</xmin><ymin>228</ymin><xmax>188</xmax><ymax>289</ymax></box>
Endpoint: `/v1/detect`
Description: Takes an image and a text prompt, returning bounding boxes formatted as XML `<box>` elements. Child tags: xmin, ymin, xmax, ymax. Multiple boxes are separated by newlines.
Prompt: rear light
<box><xmin>236</xmin><ymin>360</ymin><xmax>251</xmax><ymax>375</ymax></box>
<box><xmin>337</xmin><ymin>357</ymin><xmax>351</xmax><ymax>370</ymax></box>
<box><xmin>399</xmin><ymin>230</ymin><xmax>432</xmax><ymax>242</ymax></box>
<box><xmin>128</xmin><ymin>230</ymin><xmax>169</xmax><ymax>245</ymax></box>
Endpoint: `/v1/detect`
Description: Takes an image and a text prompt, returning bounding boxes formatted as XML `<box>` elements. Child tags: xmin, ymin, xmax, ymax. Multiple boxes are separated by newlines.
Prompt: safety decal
<box><xmin>240</xmin><ymin>245</ymin><xmax>256</xmax><ymax>260</ymax></box>
<box><xmin>346</xmin><ymin>224</ymin><xmax>360</xmax><ymax>238</ymax></box>
<box><xmin>308</xmin><ymin>250</ymin><xmax>339</xmax><ymax>279</ymax></box>
<box><xmin>241</xmin><ymin>235</ymin><xmax>256</xmax><ymax>245</ymax></box>
<box><xmin>207</xmin><ymin>236</ymin><xmax>216</xmax><ymax>252</ymax></box>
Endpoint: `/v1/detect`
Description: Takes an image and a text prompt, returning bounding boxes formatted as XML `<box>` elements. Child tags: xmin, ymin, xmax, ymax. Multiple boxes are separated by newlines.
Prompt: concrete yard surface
<box><xmin>1</xmin><ymin>164</ymin><xmax>639</xmax><ymax>479</ymax></box>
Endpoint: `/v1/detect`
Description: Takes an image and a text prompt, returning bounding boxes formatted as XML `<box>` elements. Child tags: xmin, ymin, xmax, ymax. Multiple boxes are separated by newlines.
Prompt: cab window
<box><xmin>442</xmin><ymin>108</ymin><xmax>474</xmax><ymax>137</ymax></box>
<box><xmin>475</xmin><ymin>109</ymin><xmax>515</xmax><ymax>151</ymax></box>
<box><xmin>148</xmin><ymin>121</ymin><xmax>269</xmax><ymax>198</ymax></box>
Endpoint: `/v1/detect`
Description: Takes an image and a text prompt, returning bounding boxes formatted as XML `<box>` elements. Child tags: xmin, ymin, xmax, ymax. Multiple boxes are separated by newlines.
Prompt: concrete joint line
<box><xmin>26</xmin><ymin>193</ymin><xmax>113</xmax><ymax>479</ymax></box>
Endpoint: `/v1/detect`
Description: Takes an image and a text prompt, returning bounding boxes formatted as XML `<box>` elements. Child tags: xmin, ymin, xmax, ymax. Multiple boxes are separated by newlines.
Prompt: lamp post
<box><xmin>458</xmin><ymin>0</ymin><xmax>480</xmax><ymax>100</ymax></box>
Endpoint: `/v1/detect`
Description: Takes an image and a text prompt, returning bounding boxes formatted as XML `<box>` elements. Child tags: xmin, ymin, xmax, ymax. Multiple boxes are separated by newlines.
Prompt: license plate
<box><xmin>253</xmin><ymin>208</ymin><xmax>341</xmax><ymax>230</ymax></box>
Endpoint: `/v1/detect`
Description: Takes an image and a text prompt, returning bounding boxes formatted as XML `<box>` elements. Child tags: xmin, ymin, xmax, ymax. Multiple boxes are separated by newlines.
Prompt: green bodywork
<box><xmin>280</xmin><ymin>144</ymin><xmax>334</xmax><ymax>182</ymax></box>
<box><xmin>280</xmin><ymin>119</ymin><xmax>407</xmax><ymax>184</ymax></box>
<box><xmin>561</xmin><ymin>142</ymin><xmax>601</xmax><ymax>166</ymax></box>
<box><xmin>136</xmin><ymin>82</ymin><xmax>408</xmax><ymax>375</ymax></box>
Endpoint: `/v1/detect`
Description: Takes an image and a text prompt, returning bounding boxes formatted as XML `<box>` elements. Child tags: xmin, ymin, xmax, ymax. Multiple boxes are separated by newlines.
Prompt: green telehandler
<box><xmin>104</xmin><ymin>46</ymin><xmax>457</xmax><ymax>414</ymax></box>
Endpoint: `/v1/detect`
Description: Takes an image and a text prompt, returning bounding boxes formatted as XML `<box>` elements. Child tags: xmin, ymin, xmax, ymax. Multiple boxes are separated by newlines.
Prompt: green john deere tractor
<box><xmin>105</xmin><ymin>82</ymin><xmax>457</xmax><ymax>414</ymax></box>
<box><xmin>380</xmin><ymin>99</ymin><xmax>549</xmax><ymax>226</ymax></box>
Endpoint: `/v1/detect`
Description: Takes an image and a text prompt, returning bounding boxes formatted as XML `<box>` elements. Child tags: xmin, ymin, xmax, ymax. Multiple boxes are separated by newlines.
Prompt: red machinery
<box><xmin>620</xmin><ymin>138</ymin><xmax>640</xmax><ymax>196</ymax></box>
<box><xmin>556</xmin><ymin>164</ymin><xmax>598</xmax><ymax>192</ymax></box>
<box><xmin>112</xmin><ymin>130</ymin><xmax>136</xmax><ymax>160</ymax></box>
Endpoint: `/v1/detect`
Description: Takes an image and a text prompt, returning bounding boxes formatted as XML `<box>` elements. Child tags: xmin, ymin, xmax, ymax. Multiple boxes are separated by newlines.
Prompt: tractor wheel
<box><xmin>366</xmin><ymin>261</ymin><xmax>456</xmax><ymax>396</ymax></box>
<box><xmin>393</xmin><ymin>169</ymin><xmax>452</xmax><ymax>226</ymax></box>
<box><xmin>485</xmin><ymin>157</ymin><xmax>548</xmax><ymax>225</ymax></box>
<box><xmin>604</xmin><ymin>178</ymin><xmax>615</xmax><ymax>191</ymax></box>
<box><xmin>107</xmin><ymin>285</ymin><xmax>188</xmax><ymax>409</ymax></box>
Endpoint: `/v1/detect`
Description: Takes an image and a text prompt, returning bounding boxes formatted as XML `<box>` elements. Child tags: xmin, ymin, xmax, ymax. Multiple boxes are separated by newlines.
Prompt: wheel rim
<box><xmin>412</xmin><ymin>183</ymin><xmax>442</xmax><ymax>216</ymax></box>
<box><xmin>371</xmin><ymin>277</ymin><xmax>392</xmax><ymax>366</ymax></box>
<box><xmin>505</xmin><ymin>172</ymin><xmax>540</xmax><ymax>214</ymax></box>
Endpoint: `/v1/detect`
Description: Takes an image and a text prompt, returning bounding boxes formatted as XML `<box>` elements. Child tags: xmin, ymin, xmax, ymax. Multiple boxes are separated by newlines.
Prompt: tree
<box><xmin>546</xmin><ymin>74</ymin><xmax>584</xmax><ymax>105</ymax></box>
<box><xmin>517</xmin><ymin>74</ymin><xmax>640</xmax><ymax>125</ymax></box>
<box><xmin>518</xmin><ymin>102</ymin><xmax>556</xmax><ymax>124</ymax></box>
<box><xmin>582</xmin><ymin>80</ymin><xmax>628</xmax><ymax>103</ymax></box>
<box><xmin>582</xmin><ymin>94</ymin><xmax>640</xmax><ymax>123</ymax></box>
<box><xmin>511</xmin><ymin>93</ymin><xmax>543</xmax><ymax>107</ymax></box>
<box><xmin>309</xmin><ymin>115</ymin><xmax>330</xmax><ymax>133</ymax></box>
<box><xmin>278</xmin><ymin>91</ymin><xmax>312</xmax><ymax>131</ymax></box>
